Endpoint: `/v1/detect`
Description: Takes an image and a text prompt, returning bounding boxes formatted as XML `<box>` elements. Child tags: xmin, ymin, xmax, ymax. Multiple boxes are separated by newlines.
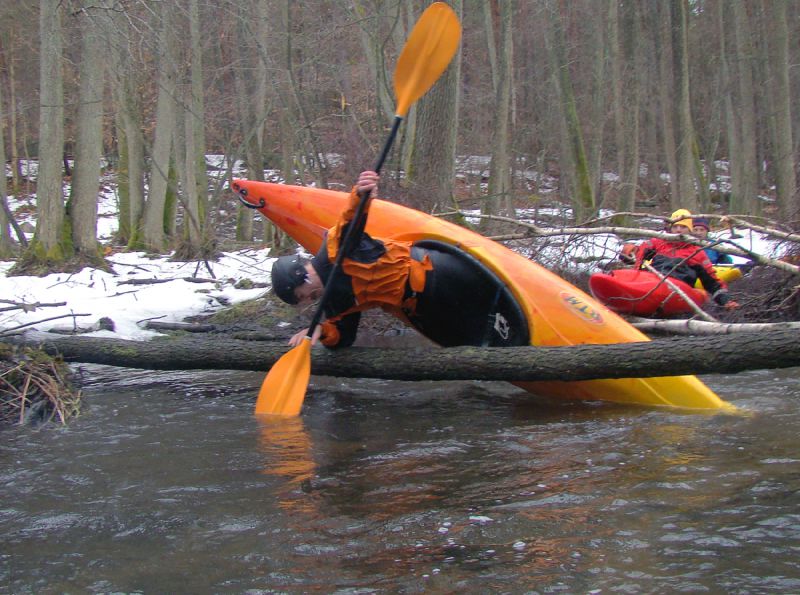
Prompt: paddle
<box><xmin>255</xmin><ymin>2</ymin><xmax>461</xmax><ymax>416</ymax></box>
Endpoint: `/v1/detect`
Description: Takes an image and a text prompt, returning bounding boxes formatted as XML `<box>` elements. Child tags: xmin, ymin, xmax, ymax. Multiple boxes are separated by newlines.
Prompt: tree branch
<box><xmin>449</xmin><ymin>211</ymin><xmax>800</xmax><ymax>276</ymax></box>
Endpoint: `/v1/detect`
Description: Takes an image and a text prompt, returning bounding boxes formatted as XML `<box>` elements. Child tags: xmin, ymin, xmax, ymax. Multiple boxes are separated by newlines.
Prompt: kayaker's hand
<box><xmin>619</xmin><ymin>243</ymin><xmax>636</xmax><ymax>264</ymax></box>
<box><xmin>356</xmin><ymin>171</ymin><xmax>379</xmax><ymax>197</ymax></box>
<box><xmin>724</xmin><ymin>300</ymin><xmax>740</xmax><ymax>311</ymax></box>
<box><xmin>288</xmin><ymin>325</ymin><xmax>322</xmax><ymax>347</ymax></box>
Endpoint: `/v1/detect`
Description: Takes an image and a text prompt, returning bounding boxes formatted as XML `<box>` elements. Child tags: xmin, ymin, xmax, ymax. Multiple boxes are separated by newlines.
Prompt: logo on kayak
<box><xmin>560</xmin><ymin>291</ymin><xmax>604</xmax><ymax>324</ymax></box>
<box><xmin>493</xmin><ymin>312</ymin><xmax>510</xmax><ymax>340</ymax></box>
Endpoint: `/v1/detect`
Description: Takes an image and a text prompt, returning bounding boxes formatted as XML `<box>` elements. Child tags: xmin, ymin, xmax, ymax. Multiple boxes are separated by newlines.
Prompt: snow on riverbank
<box><xmin>2</xmin><ymin>159</ymin><xmax>281</xmax><ymax>341</ymax></box>
<box><xmin>0</xmin><ymin>248</ymin><xmax>276</xmax><ymax>340</ymax></box>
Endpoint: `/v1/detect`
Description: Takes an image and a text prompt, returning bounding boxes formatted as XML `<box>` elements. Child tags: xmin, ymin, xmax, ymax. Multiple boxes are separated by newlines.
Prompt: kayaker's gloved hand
<box><xmin>634</xmin><ymin>244</ymin><xmax>655</xmax><ymax>269</ymax></box>
<box><xmin>712</xmin><ymin>289</ymin><xmax>736</xmax><ymax>309</ymax></box>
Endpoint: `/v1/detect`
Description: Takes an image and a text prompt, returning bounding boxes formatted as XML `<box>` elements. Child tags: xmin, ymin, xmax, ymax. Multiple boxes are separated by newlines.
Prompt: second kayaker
<box><xmin>691</xmin><ymin>217</ymin><xmax>734</xmax><ymax>265</ymax></box>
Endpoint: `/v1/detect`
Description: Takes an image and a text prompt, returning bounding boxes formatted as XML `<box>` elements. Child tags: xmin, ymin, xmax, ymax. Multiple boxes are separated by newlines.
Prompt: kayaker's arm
<box><xmin>287</xmin><ymin>313</ymin><xmax>360</xmax><ymax>348</ymax></box>
<box><xmin>325</xmin><ymin>172</ymin><xmax>381</xmax><ymax>261</ymax></box>
<box><xmin>634</xmin><ymin>240</ymin><xmax>657</xmax><ymax>269</ymax></box>
<box><xmin>693</xmin><ymin>260</ymin><xmax>738</xmax><ymax>309</ymax></box>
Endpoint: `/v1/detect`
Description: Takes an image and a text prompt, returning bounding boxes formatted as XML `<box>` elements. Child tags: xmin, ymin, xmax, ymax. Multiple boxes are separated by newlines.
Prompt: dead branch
<box><xmin>118</xmin><ymin>276</ymin><xmax>217</xmax><ymax>286</ymax></box>
<box><xmin>0</xmin><ymin>300</ymin><xmax>67</xmax><ymax>313</ymax></box>
<box><xmin>452</xmin><ymin>211</ymin><xmax>800</xmax><ymax>276</ymax></box>
<box><xmin>1</xmin><ymin>351</ymin><xmax>80</xmax><ymax>426</ymax></box>
<box><xmin>145</xmin><ymin>321</ymin><xmax>218</xmax><ymax>332</ymax></box>
<box><xmin>0</xmin><ymin>313</ymin><xmax>92</xmax><ymax>337</ymax></box>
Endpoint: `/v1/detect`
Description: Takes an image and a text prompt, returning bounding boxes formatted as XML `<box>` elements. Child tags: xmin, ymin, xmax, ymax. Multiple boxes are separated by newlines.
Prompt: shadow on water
<box><xmin>1</xmin><ymin>364</ymin><xmax>799</xmax><ymax>593</ymax></box>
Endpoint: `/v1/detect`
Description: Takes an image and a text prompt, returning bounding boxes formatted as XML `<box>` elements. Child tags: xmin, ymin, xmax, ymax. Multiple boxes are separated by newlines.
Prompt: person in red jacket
<box><xmin>633</xmin><ymin>209</ymin><xmax>739</xmax><ymax>310</ymax></box>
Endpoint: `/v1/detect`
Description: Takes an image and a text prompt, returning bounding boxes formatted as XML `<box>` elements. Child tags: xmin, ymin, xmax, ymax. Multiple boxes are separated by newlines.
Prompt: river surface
<box><xmin>1</xmin><ymin>364</ymin><xmax>799</xmax><ymax>594</ymax></box>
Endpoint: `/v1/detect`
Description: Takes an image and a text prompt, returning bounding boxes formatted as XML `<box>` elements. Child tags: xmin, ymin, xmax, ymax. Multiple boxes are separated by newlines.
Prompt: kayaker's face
<box><xmin>294</xmin><ymin>265</ymin><xmax>322</xmax><ymax>305</ymax></box>
<box><xmin>670</xmin><ymin>223</ymin><xmax>691</xmax><ymax>235</ymax></box>
<box><xmin>693</xmin><ymin>225</ymin><xmax>709</xmax><ymax>239</ymax></box>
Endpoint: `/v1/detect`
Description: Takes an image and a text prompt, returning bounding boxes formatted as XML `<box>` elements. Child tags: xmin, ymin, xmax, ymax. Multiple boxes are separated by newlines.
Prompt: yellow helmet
<box><xmin>669</xmin><ymin>209</ymin><xmax>692</xmax><ymax>229</ymax></box>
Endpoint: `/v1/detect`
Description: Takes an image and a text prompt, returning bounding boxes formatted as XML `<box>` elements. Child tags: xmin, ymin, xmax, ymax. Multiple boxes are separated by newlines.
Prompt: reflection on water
<box><xmin>1</xmin><ymin>365</ymin><xmax>799</xmax><ymax>592</ymax></box>
<box><xmin>257</xmin><ymin>416</ymin><xmax>315</xmax><ymax>484</ymax></box>
<box><xmin>257</xmin><ymin>416</ymin><xmax>317</xmax><ymax>514</ymax></box>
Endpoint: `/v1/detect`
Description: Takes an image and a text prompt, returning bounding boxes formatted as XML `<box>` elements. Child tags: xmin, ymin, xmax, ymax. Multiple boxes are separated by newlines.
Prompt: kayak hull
<box><xmin>589</xmin><ymin>269</ymin><xmax>708</xmax><ymax>316</ymax></box>
<box><xmin>232</xmin><ymin>180</ymin><xmax>733</xmax><ymax>411</ymax></box>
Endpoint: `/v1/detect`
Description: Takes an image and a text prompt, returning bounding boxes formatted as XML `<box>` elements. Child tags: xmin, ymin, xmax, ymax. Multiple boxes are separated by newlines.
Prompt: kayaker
<box><xmin>692</xmin><ymin>217</ymin><xmax>734</xmax><ymax>265</ymax></box>
<box><xmin>633</xmin><ymin>209</ymin><xmax>739</xmax><ymax>310</ymax></box>
<box><xmin>270</xmin><ymin>171</ymin><xmax>528</xmax><ymax>348</ymax></box>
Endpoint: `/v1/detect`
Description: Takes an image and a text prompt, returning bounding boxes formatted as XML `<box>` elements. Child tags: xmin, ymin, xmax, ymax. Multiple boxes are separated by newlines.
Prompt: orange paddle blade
<box><xmin>394</xmin><ymin>2</ymin><xmax>462</xmax><ymax>117</ymax></box>
<box><xmin>255</xmin><ymin>339</ymin><xmax>312</xmax><ymax>417</ymax></box>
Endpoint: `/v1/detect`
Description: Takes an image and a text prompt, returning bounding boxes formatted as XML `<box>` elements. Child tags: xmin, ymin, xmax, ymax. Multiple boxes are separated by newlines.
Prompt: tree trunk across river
<box><xmin>11</xmin><ymin>328</ymin><xmax>800</xmax><ymax>382</ymax></box>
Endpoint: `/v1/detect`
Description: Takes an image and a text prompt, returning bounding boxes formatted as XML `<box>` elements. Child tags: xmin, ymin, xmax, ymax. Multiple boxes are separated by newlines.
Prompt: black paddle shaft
<box><xmin>305</xmin><ymin>116</ymin><xmax>403</xmax><ymax>337</ymax></box>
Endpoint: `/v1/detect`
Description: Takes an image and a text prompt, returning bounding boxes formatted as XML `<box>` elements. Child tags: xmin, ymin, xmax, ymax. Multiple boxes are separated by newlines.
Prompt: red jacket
<box><xmin>635</xmin><ymin>238</ymin><xmax>732</xmax><ymax>305</ymax></box>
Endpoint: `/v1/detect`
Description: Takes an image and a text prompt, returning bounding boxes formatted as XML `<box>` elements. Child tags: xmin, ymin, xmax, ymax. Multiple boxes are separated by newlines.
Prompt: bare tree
<box><xmin>68</xmin><ymin>2</ymin><xmax>107</xmax><ymax>262</ymax></box>
<box><xmin>0</xmin><ymin>76</ymin><xmax>15</xmax><ymax>258</ymax></box>
<box><xmin>407</xmin><ymin>0</ymin><xmax>462</xmax><ymax>212</ymax></box>
<box><xmin>232</xmin><ymin>0</ymin><xmax>268</xmax><ymax>242</ymax></box>
<box><xmin>481</xmin><ymin>0</ymin><xmax>514</xmax><ymax>232</ymax></box>
<box><xmin>140</xmin><ymin>2</ymin><xmax>179</xmax><ymax>252</ymax></box>
<box><xmin>544</xmin><ymin>0</ymin><xmax>595</xmax><ymax>221</ymax></box>
<box><xmin>717</xmin><ymin>0</ymin><xmax>758</xmax><ymax>216</ymax></box>
<box><xmin>616</xmin><ymin>0</ymin><xmax>640</xmax><ymax>221</ymax></box>
<box><xmin>1</xmin><ymin>0</ymin><xmax>799</xmax><ymax>273</ymax></box>
<box><xmin>0</xmin><ymin>26</ymin><xmax>24</xmax><ymax>194</ymax></box>
<box><xmin>670</xmin><ymin>0</ymin><xmax>700</xmax><ymax>211</ymax></box>
<box><xmin>762</xmin><ymin>0</ymin><xmax>798</xmax><ymax>222</ymax></box>
<box><xmin>729</xmin><ymin>0</ymin><xmax>758</xmax><ymax>216</ymax></box>
<box><xmin>174</xmin><ymin>0</ymin><xmax>211</xmax><ymax>259</ymax></box>
<box><xmin>270</xmin><ymin>0</ymin><xmax>330</xmax><ymax>188</ymax></box>
<box><xmin>107</xmin><ymin>4</ymin><xmax>146</xmax><ymax>247</ymax></box>
<box><xmin>19</xmin><ymin>0</ymin><xmax>68</xmax><ymax>270</ymax></box>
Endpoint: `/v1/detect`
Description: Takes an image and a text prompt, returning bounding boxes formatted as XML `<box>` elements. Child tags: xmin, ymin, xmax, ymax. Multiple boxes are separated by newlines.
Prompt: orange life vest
<box><xmin>318</xmin><ymin>188</ymin><xmax>432</xmax><ymax>347</ymax></box>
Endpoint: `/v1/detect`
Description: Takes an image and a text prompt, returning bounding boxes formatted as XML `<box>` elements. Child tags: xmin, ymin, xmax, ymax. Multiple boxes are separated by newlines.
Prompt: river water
<box><xmin>1</xmin><ymin>364</ymin><xmax>799</xmax><ymax>593</ymax></box>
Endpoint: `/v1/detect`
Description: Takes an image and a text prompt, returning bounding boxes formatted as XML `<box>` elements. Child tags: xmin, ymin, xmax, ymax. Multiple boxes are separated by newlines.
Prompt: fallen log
<box><xmin>10</xmin><ymin>328</ymin><xmax>800</xmax><ymax>382</ymax></box>
<box><xmin>630</xmin><ymin>317</ymin><xmax>800</xmax><ymax>335</ymax></box>
<box><xmin>145</xmin><ymin>321</ymin><xmax>218</xmax><ymax>333</ymax></box>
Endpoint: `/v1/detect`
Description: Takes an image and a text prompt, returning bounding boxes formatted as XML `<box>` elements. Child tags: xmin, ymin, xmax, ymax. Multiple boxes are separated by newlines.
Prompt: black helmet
<box><xmin>271</xmin><ymin>255</ymin><xmax>309</xmax><ymax>304</ymax></box>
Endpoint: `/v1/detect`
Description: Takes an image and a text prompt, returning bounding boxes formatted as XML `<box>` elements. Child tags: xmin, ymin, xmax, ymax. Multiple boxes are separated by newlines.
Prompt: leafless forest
<box><xmin>1</xmin><ymin>0</ymin><xmax>799</xmax><ymax>270</ymax></box>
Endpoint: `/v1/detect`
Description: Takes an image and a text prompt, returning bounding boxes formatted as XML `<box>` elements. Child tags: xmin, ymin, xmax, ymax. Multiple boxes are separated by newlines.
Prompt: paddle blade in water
<box><xmin>394</xmin><ymin>2</ymin><xmax>462</xmax><ymax>117</ymax></box>
<box><xmin>255</xmin><ymin>339</ymin><xmax>311</xmax><ymax>417</ymax></box>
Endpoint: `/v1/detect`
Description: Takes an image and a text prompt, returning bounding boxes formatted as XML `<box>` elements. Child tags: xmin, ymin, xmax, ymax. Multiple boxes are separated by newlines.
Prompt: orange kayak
<box><xmin>232</xmin><ymin>180</ymin><xmax>734</xmax><ymax>411</ymax></box>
